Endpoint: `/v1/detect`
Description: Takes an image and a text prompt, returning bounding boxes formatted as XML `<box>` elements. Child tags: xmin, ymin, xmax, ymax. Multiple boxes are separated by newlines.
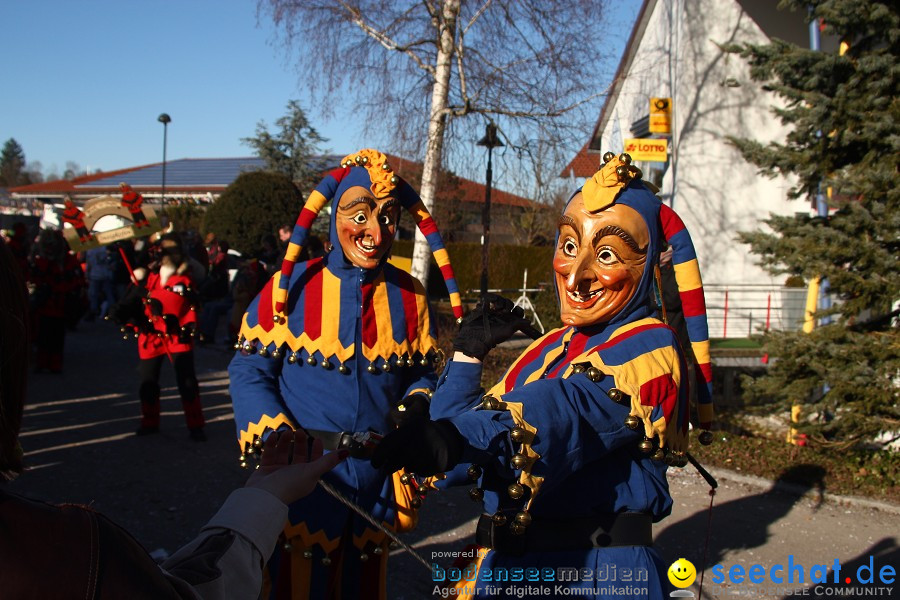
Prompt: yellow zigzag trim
<box><xmin>238</xmin><ymin>412</ymin><xmax>296</xmax><ymax>450</ymax></box>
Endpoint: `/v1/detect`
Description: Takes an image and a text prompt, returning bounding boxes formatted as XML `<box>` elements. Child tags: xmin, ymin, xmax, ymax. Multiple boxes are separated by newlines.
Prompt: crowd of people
<box><xmin>0</xmin><ymin>148</ymin><xmax>714</xmax><ymax>600</ymax></box>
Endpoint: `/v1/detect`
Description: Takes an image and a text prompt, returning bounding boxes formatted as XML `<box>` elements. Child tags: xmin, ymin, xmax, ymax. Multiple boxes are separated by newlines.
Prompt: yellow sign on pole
<box><xmin>649</xmin><ymin>97</ymin><xmax>672</xmax><ymax>134</ymax></box>
<box><xmin>623</xmin><ymin>138</ymin><xmax>668</xmax><ymax>162</ymax></box>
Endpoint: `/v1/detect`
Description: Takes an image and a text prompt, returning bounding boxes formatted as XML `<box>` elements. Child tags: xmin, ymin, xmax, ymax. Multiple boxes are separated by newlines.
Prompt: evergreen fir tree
<box><xmin>726</xmin><ymin>0</ymin><xmax>899</xmax><ymax>446</ymax></box>
<box><xmin>241</xmin><ymin>100</ymin><xmax>327</xmax><ymax>186</ymax></box>
<box><xmin>0</xmin><ymin>138</ymin><xmax>27</xmax><ymax>187</ymax></box>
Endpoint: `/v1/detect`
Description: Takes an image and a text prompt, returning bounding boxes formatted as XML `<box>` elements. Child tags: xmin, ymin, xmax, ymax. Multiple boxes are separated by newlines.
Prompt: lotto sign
<box><xmin>623</xmin><ymin>138</ymin><xmax>668</xmax><ymax>162</ymax></box>
<box><xmin>649</xmin><ymin>97</ymin><xmax>671</xmax><ymax>134</ymax></box>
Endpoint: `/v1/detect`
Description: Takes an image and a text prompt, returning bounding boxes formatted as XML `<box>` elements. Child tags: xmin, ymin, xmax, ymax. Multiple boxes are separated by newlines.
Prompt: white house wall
<box><xmin>599</xmin><ymin>0</ymin><xmax>806</xmax><ymax>288</ymax></box>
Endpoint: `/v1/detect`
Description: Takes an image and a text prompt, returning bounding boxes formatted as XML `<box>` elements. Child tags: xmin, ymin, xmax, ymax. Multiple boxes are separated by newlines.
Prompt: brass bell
<box><xmin>492</xmin><ymin>513</ymin><xmax>507</xmax><ymax>526</ymax></box>
<box><xmin>426</xmin><ymin>389</ymin><xmax>434</xmax><ymax>399</ymax></box>
<box><xmin>382</xmin><ymin>361</ymin><xmax>392</xmax><ymax>372</ymax></box>
<box><xmin>271</xmin><ymin>347</ymin><xmax>282</xmax><ymax>359</ymax></box>
<box><xmin>361</xmin><ymin>156</ymin><xmax>369</xmax><ymax>165</ymax></box>
<box><xmin>258</xmin><ymin>346</ymin><xmax>269</xmax><ymax>358</ymax></box>
<box><xmin>302</xmin><ymin>550</ymin><xmax>313</xmax><ymax>559</ymax></box>
<box><xmin>307</xmin><ymin>355</ymin><xmax>317</xmax><ymax>366</ymax></box>
<box><xmin>509</xmin><ymin>523</ymin><xmax>526</xmax><ymax>535</ymax></box>
<box><xmin>467</xmin><ymin>464</ymin><xmax>482</xmax><ymax>480</ymax></box>
<box><xmin>508</xmin><ymin>482</ymin><xmax>525</xmax><ymax>500</ymax></box>
<box><xmin>602</xmin><ymin>151</ymin><xmax>616</xmax><ymax>163</ymax></box>
<box><xmin>651</xmin><ymin>448</ymin><xmax>666</xmax><ymax>462</ymax></box>
<box><xmin>420</xmin><ymin>357</ymin><xmax>429</xmax><ymax>366</ymax></box>
<box><xmin>239</xmin><ymin>460</ymin><xmax>248</xmax><ymax>469</ymax></box>
<box><xmin>510</xmin><ymin>454</ymin><xmax>528</xmax><ymax>469</ymax></box>
<box><xmin>514</xmin><ymin>511</ymin><xmax>532</xmax><ymax>526</ymax></box>
<box><xmin>359</xmin><ymin>552</ymin><xmax>369</xmax><ymax>562</ymax></box>
<box><xmin>469</xmin><ymin>487</ymin><xmax>484</xmax><ymax>501</ymax></box>
<box><xmin>233</xmin><ymin>341</ymin><xmax>242</xmax><ymax>350</ymax></box>
<box><xmin>673</xmin><ymin>452</ymin><xmax>689</xmax><ymax>468</ymax></box>
<box><xmin>410</xmin><ymin>497</ymin><xmax>422</xmax><ymax>508</ymax></box>
<box><xmin>367</xmin><ymin>363</ymin><xmax>378</xmax><ymax>374</ymax></box>
<box><xmin>616</xmin><ymin>165</ymin><xmax>630</xmax><ymax>179</ymax></box>
<box><xmin>242</xmin><ymin>343</ymin><xmax>253</xmax><ymax>353</ymax></box>
<box><xmin>571</xmin><ymin>364</ymin><xmax>586</xmax><ymax>374</ymax></box>
<box><xmin>698</xmin><ymin>430</ymin><xmax>714</xmax><ymax>446</ymax></box>
<box><xmin>355</xmin><ymin>155</ymin><xmax>363</xmax><ymax>165</ymax></box>
<box><xmin>382</xmin><ymin>162</ymin><xmax>390</xmax><ymax>171</ymax></box>
<box><xmin>254</xmin><ymin>438</ymin><xmax>263</xmax><ymax>448</ymax></box>
<box><xmin>619</xmin><ymin>153</ymin><xmax>632</xmax><ymax>165</ymax></box>
<box><xmin>399</xmin><ymin>473</ymin><xmax>411</xmax><ymax>485</ymax></box>
<box><xmin>638</xmin><ymin>438</ymin><xmax>654</xmax><ymax>453</ymax></box>
<box><xmin>338</xmin><ymin>364</ymin><xmax>350</xmax><ymax>374</ymax></box>
<box><xmin>372</xmin><ymin>546</ymin><xmax>384</xmax><ymax>555</ymax></box>
<box><xmin>321</xmin><ymin>557</ymin><xmax>332</xmax><ymax>566</ymax></box>
<box><xmin>287</xmin><ymin>353</ymin><xmax>297</xmax><ymax>364</ymax></box>
<box><xmin>482</xmin><ymin>395</ymin><xmax>500</xmax><ymax>410</ymax></box>
<box><xmin>321</xmin><ymin>358</ymin><xmax>332</xmax><ymax>369</ymax></box>
<box><xmin>390</xmin><ymin>175</ymin><xmax>399</xmax><ymax>184</ymax></box>
<box><xmin>406</xmin><ymin>357</ymin><xmax>415</xmax><ymax>367</ymax></box>
<box><xmin>631</xmin><ymin>166</ymin><xmax>643</xmax><ymax>179</ymax></box>
<box><xmin>272</xmin><ymin>314</ymin><xmax>284</xmax><ymax>325</ymax></box>
<box><xmin>586</xmin><ymin>367</ymin><xmax>603</xmax><ymax>382</ymax></box>
<box><xmin>123</xmin><ymin>335</ymin><xmax>129</xmax><ymax>340</ymax></box>
<box><xmin>624</xmin><ymin>415</ymin><xmax>641</xmax><ymax>430</ymax></box>
<box><xmin>607</xmin><ymin>388</ymin><xmax>624</xmax><ymax>403</ymax></box>
<box><xmin>664</xmin><ymin>452</ymin><xmax>680</xmax><ymax>467</ymax></box>
<box><xmin>283</xmin><ymin>542</ymin><xmax>292</xmax><ymax>552</ymax></box>
<box><xmin>510</xmin><ymin>426</ymin><xmax>526</xmax><ymax>443</ymax></box>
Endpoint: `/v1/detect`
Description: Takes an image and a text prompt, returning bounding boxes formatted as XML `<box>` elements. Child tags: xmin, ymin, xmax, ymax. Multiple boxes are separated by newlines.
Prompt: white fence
<box><xmin>702</xmin><ymin>284</ymin><xmax>809</xmax><ymax>339</ymax></box>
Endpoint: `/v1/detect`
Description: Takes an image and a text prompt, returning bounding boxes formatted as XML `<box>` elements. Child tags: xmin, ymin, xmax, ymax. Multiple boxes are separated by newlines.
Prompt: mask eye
<box><xmin>562</xmin><ymin>238</ymin><xmax>577</xmax><ymax>257</ymax></box>
<box><xmin>597</xmin><ymin>247</ymin><xmax>620</xmax><ymax>266</ymax></box>
<box><xmin>351</xmin><ymin>213</ymin><xmax>367</xmax><ymax>225</ymax></box>
<box><xmin>378</xmin><ymin>214</ymin><xmax>394</xmax><ymax>226</ymax></box>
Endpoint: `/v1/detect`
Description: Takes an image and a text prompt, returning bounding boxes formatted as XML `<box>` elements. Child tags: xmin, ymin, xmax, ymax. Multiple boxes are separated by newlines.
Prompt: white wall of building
<box><xmin>598</xmin><ymin>0</ymin><xmax>809</xmax><ymax>289</ymax></box>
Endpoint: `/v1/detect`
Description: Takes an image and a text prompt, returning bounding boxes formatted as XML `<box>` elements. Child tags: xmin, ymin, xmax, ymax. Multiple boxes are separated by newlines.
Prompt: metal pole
<box><xmin>161</xmin><ymin>123</ymin><xmax>168</xmax><ymax>203</ymax></box>
<box><xmin>480</xmin><ymin>145</ymin><xmax>493</xmax><ymax>296</ymax></box>
<box><xmin>158</xmin><ymin>113</ymin><xmax>171</xmax><ymax>204</ymax></box>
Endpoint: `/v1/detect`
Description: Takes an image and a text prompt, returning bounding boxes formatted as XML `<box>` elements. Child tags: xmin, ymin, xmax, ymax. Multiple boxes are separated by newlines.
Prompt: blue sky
<box><xmin>1</xmin><ymin>1</ymin><xmax>640</xmax><ymax>183</ymax></box>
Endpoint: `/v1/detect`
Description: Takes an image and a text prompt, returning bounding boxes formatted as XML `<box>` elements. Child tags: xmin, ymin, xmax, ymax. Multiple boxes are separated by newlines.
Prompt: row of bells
<box><xmin>282</xmin><ymin>541</ymin><xmax>387</xmax><ymax>564</ymax></box>
<box><xmin>398</xmin><ymin>472</ymin><xmax>428</xmax><ymax>508</ymax></box>
<box><xmin>466</xmin><ymin>461</ymin><xmax>533</xmax><ymax>533</ymax></box>
<box><xmin>119</xmin><ymin>324</ymin><xmax>197</xmax><ymax>341</ymax></box>
<box><xmin>341</xmin><ymin>154</ymin><xmax>401</xmax><ymax>185</ymax></box>
<box><xmin>235</xmin><ymin>337</ymin><xmax>437</xmax><ymax>375</ymax></box>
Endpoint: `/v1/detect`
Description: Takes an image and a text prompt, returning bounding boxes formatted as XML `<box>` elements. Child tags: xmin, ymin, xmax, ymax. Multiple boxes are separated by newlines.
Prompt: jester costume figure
<box><xmin>373</xmin><ymin>153</ymin><xmax>715</xmax><ymax>600</ymax></box>
<box><xmin>120</xmin><ymin>183</ymin><xmax>151</xmax><ymax>228</ymax></box>
<box><xmin>228</xmin><ymin>149</ymin><xmax>463</xmax><ymax>600</ymax></box>
<box><xmin>109</xmin><ymin>233</ymin><xmax>206</xmax><ymax>438</ymax></box>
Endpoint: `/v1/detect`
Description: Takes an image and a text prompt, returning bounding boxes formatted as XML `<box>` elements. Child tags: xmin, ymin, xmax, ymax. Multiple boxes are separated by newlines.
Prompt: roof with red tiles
<box><xmin>559</xmin><ymin>143</ymin><xmax>603</xmax><ymax>179</ymax></box>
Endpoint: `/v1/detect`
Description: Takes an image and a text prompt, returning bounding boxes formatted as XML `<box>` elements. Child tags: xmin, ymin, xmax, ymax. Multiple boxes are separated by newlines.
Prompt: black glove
<box><xmin>452</xmin><ymin>293</ymin><xmax>535</xmax><ymax>360</ymax></box>
<box><xmin>108</xmin><ymin>283</ymin><xmax>146</xmax><ymax>325</ymax></box>
<box><xmin>371</xmin><ymin>418</ymin><xmax>464</xmax><ymax>476</ymax></box>
<box><xmin>388</xmin><ymin>393</ymin><xmax>430</xmax><ymax>428</ymax></box>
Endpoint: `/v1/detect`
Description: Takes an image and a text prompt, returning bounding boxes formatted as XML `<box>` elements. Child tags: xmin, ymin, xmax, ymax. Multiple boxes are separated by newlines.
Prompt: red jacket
<box><xmin>137</xmin><ymin>270</ymin><xmax>199</xmax><ymax>359</ymax></box>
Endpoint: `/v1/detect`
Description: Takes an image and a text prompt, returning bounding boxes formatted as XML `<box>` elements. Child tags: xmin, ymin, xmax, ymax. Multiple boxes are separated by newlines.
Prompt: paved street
<box><xmin>10</xmin><ymin>320</ymin><xmax>899</xmax><ymax>599</ymax></box>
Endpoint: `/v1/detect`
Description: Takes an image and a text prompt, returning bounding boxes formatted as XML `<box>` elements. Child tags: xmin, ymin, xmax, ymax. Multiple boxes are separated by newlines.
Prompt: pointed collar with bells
<box><xmin>237</xmin><ymin>256</ymin><xmax>438</xmax><ymax>371</ymax></box>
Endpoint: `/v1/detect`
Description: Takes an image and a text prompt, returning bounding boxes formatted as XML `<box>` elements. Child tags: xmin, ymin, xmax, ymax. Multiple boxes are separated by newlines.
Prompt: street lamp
<box><xmin>157</xmin><ymin>113</ymin><xmax>171</xmax><ymax>203</ymax></box>
<box><xmin>477</xmin><ymin>122</ymin><xmax>504</xmax><ymax>296</ymax></box>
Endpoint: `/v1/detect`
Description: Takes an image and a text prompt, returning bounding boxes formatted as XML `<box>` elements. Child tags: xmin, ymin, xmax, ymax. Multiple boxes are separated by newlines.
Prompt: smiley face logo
<box><xmin>668</xmin><ymin>558</ymin><xmax>697</xmax><ymax>588</ymax></box>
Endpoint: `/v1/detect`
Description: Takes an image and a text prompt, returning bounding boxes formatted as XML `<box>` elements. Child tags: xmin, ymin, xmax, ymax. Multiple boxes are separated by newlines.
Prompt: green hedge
<box><xmin>392</xmin><ymin>240</ymin><xmax>562</xmax><ymax>329</ymax></box>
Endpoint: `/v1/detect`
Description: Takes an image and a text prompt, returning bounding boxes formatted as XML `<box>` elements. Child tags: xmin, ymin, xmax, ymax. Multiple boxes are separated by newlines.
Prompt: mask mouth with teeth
<box><xmin>552</xmin><ymin>195</ymin><xmax>649</xmax><ymax>327</ymax></box>
<box><xmin>334</xmin><ymin>185</ymin><xmax>399</xmax><ymax>270</ymax></box>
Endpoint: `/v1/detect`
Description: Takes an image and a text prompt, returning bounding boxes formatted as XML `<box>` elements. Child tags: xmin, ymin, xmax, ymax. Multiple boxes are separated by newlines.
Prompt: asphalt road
<box><xmin>10</xmin><ymin>320</ymin><xmax>900</xmax><ymax>599</ymax></box>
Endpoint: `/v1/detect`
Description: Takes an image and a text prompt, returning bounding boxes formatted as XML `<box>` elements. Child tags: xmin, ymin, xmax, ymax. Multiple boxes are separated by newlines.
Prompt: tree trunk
<box><xmin>410</xmin><ymin>0</ymin><xmax>459</xmax><ymax>289</ymax></box>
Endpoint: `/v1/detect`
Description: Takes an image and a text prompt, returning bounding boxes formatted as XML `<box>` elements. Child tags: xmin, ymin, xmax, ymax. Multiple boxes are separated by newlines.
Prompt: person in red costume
<box><xmin>27</xmin><ymin>229</ymin><xmax>85</xmax><ymax>373</ymax></box>
<box><xmin>119</xmin><ymin>182</ymin><xmax>151</xmax><ymax>228</ymax></box>
<box><xmin>61</xmin><ymin>196</ymin><xmax>93</xmax><ymax>242</ymax></box>
<box><xmin>110</xmin><ymin>232</ymin><xmax>207</xmax><ymax>440</ymax></box>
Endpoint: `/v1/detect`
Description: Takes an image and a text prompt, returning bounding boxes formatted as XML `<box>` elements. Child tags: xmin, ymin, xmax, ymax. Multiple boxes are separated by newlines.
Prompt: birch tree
<box><xmin>259</xmin><ymin>0</ymin><xmax>608</xmax><ymax>286</ymax></box>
